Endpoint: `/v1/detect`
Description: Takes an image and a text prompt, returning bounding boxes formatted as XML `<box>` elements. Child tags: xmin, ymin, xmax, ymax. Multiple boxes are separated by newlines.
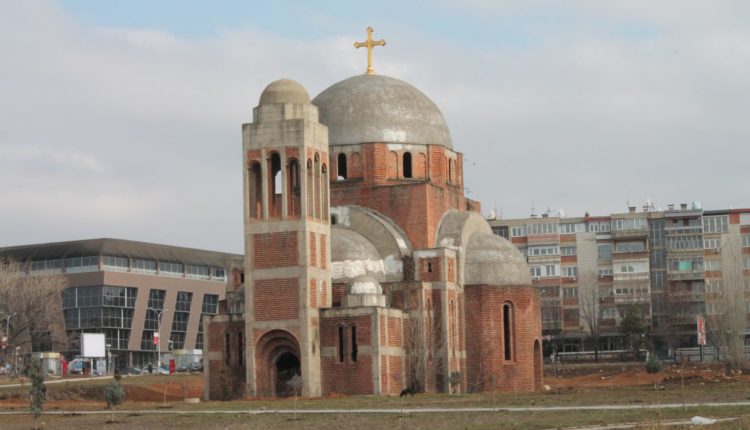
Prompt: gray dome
<box><xmin>331</xmin><ymin>227</ymin><xmax>385</xmax><ymax>282</ymax></box>
<box><xmin>312</xmin><ymin>74</ymin><xmax>452</xmax><ymax>149</ymax></box>
<box><xmin>464</xmin><ymin>233</ymin><xmax>531</xmax><ymax>287</ymax></box>
<box><xmin>347</xmin><ymin>275</ymin><xmax>383</xmax><ymax>295</ymax></box>
<box><xmin>259</xmin><ymin>79</ymin><xmax>310</xmax><ymax>105</ymax></box>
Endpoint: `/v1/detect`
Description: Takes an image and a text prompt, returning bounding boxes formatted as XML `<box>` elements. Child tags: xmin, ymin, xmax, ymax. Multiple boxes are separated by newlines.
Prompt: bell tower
<box><xmin>242</xmin><ymin>79</ymin><xmax>331</xmax><ymax>397</ymax></box>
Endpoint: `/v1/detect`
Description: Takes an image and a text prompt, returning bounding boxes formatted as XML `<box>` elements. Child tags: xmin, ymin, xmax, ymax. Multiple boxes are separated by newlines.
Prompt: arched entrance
<box><xmin>275</xmin><ymin>352</ymin><xmax>301</xmax><ymax>397</ymax></box>
<box><xmin>256</xmin><ymin>330</ymin><xmax>302</xmax><ymax>397</ymax></box>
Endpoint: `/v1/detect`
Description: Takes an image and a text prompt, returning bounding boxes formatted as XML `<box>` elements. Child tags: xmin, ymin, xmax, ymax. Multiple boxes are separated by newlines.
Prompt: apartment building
<box><xmin>489</xmin><ymin>205</ymin><xmax>750</xmax><ymax>356</ymax></box>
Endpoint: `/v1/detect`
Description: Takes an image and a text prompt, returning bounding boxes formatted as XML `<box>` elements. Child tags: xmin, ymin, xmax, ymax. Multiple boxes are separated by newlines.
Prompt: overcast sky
<box><xmin>1</xmin><ymin>1</ymin><xmax>749</xmax><ymax>253</ymax></box>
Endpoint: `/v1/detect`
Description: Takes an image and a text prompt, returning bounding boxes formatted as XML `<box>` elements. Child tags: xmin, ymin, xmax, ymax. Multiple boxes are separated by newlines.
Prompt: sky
<box><xmin>1</xmin><ymin>1</ymin><xmax>749</xmax><ymax>253</ymax></box>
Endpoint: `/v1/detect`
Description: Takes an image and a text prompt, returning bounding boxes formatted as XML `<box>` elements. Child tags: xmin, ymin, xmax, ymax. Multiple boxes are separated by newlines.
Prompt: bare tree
<box><xmin>578</xmin><ymin>269</ymin><xmax>603</xmax><ymax>362</ymax></box>
<box><xmin>709</xmin><ymin>235</ymin><xmax>746</xmax><ymax>369</ymax></box>
<box><xmin>0</xmin><ymin>260</ymin><xmax>68</xmax><ymax>356</ymax></box>
<box><xmin>405</xmin><ymin>301</ymin><xmax>446</xmax><ymax>393</ymax></box>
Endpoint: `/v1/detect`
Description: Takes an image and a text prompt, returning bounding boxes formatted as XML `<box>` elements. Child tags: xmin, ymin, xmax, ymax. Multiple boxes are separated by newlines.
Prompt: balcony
<box><xmin>611</xmin><ymin>228</ymin><xmax>648</xmax><ymax>240</ymax></box>
<box><xmin>667</xmin><ymin>270</ymin><xmax>705</xmax><ymax>281</ymax></box>
<box><xmin>613</xmin><ymin>272</ymin><xmax>650</xmax><ymax>282</ymax></box>
<box><xmin>667</xmin><ymin>292</ymin><xmax>705</xmax><ymax>302</ymax></box>
<box><xmin>527</xmin><ymin>233</ymin><xmax>560</xmax><ymax>245</ymax></box>
<box><xmin>614</xmin><ymin>293</ymin><xmax>651</xmax><ymax>305</ymax></box>
<box><xmin>665</xmin><ymin>225</ymin><xmax>702</xmax><ymax>236</ymax></box>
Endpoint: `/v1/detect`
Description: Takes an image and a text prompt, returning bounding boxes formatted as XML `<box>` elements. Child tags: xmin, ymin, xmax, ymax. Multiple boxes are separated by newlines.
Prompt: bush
<box><xmin>104</xmin><ymin>380</ymin><xmax>125</xmax><ymax>421</ymax></box>
<box><xmin>646</xmin><ymin>354</ymin><xmax>662</xmax><ymax>374</ymax></box>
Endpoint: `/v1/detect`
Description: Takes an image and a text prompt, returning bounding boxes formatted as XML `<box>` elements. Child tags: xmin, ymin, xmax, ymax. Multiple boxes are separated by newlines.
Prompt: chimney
<box><xmin>680</xmin><ymin>203</ymin><xmax>688</xmax><ymax>210</ymax></box>
<box><xmin>642</xmin><ymin>205</ymin><xmax>649</xmax><ymax>213</ymax></box>
<box><xmin>542</xmin><ymin>213</ymin><xmax>549</xmax><ymax>218</ymax></box>
<box><xmin>668</xmin><ymin>204</ymin><xmax>675</xmax><ymax>211</ymax></box>
<box><xmin>629</xmin><ymin>206</ymin><xmax>636</xmax><ymax>214</ymax></box>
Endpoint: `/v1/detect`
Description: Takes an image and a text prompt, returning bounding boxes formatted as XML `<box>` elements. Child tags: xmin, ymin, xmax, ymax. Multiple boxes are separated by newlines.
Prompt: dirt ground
<box><xmin>545</xmin><ymin>361</ymin><xmax>750</xmax><ymax>389</ymax></box>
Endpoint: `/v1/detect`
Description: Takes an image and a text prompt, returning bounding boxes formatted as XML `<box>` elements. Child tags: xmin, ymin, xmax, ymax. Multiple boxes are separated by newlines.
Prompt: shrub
<box><xmin>104</xmin><ymin>380</ymin><xmax>125</xmax><ymax>422</ymax></box>
<box><xmin>646</xmin><ymin>354</ymin><xmax>662</xmax><ymax>374</ymax></box>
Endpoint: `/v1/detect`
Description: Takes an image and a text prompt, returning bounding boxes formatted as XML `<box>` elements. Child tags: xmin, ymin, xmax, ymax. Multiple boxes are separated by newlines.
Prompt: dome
<box><xmin>259</xmin><ymin>79</ymin><xmax>310</xmax><ymax>105</ymax></box>
<box><xmin>464</xmin><ymin>233</ymin><xmax>531</xmax><ymax>287</ymax></box>
<box><xmin>312</xmin><ymin>74</ymin><xmax>452</xmax><ymax>149</ymax></box>
<box><xmin>331</xmin><ymin>227</ymin><xmax>385</xmax><ymax>282</ymax></box>
<box><xmin>347</xmin><ymin>275</ymin><xmax>383</xmax><ymax>295</ymax></box>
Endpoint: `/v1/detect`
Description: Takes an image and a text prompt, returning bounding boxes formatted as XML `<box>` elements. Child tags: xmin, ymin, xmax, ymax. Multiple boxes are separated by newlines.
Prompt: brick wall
<box><xmin>253</xmin><ymin>232</ymin><xmax>298</xmax><ymax>268</ymax></box>
<box><xmin>204</xmin><ymin>318</ymin><xmax>246</xmax><ymax>400</ymax></box>
<box><xmin>464</xmin><ymin>285</ymin><xmax>542</xmax><ymax>393</ymax></box>
<box><xmin>320</xmin><ymin>314</ymin><xmax>374</xmax><ymax>395</ymax></box>
<box><xmin>254</xmin><ymin>278</ymin><xmax>298</xmax><ymax>321</ymax></box>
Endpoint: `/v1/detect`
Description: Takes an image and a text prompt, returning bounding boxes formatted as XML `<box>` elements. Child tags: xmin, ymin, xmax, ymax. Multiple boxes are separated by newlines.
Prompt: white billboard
<box><xmin>81</xmin><ymin>333</ymin><xmax>106</xmax><ymax>358</ymax></box>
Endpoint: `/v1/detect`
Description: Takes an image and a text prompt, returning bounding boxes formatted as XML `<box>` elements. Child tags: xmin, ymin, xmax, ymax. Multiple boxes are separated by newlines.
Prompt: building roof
<box><xmin>312</xmin><ymin>74</ymin><xmax>453</xmax><ymax>149</ymax></box>
<box><xmin>0</xmin><ymin>238</ymin><xmax>242</xmax><ymax>268</ymax></box>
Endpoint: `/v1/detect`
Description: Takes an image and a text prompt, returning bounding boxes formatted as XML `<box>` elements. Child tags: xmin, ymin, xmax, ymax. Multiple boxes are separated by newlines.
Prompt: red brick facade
<box><xmin>205</xmin><ymin>78</ymin><xmax>542</xmax><ymax>400</ymax></box>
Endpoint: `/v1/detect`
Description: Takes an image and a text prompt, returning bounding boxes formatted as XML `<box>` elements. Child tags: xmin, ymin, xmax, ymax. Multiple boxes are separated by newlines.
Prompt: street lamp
<box><xmin>148</xmin><ymin>308</ymin><xmax>168</xmax><ymax>370</ymax></box>
<box><xmin>14</xmin><ymin>346</ymin><xmax>20</xmax><ymax>377</ymax></box>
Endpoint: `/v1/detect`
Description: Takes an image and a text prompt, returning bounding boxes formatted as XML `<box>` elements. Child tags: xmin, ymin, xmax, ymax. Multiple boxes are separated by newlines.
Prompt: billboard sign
<box><xmin>697</xmin><ymin>316</ymin><xmax>706</xmax><ymax>346</ymax></box>
<box><xmin>81</xmin><ymin>333</ymin><xmax>106</xmax><ymax>358</ymax></box>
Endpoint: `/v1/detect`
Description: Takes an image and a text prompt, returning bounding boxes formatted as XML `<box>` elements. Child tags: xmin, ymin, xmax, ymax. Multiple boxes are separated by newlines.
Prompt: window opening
<box><xmin>351</xmin><ymin>326</ymin><xmax>358</xmax><ymax>362</ymax></box>
<box><xmin>403</xmin><ymin>152</ymin><xmax>412</xmax><ymax>178</ymax></box>
<box><xmin>503</xmin><ymin>303</ymin><xmax>513</xmax><ymax>360</ymax></box>
<box><xmin>337</xmin><ymin>153</ymin><xmax>348</xmax><ymax>180</ymax></box>
<box><xmin>225</xmin><ymin>332</ymin><xmax>231</xmax><ymax>366</ymax></box>
<box><xmin>338</xmin><ymin>326</ymin><xmax>345</xmax><ymax>363</ymax></box>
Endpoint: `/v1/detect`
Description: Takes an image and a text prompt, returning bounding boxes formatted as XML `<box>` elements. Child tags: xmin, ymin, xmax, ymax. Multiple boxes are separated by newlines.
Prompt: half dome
<box><xmin>330</xmin><ymin>227</ymin><xmax>385</xmax><ymax>282</ymax></box>
<box><xmin>312</xmin><ymin>74</ymin><xmax>452</xmax><ymax>149</ymax></box>
<box><xmin>464</xmin><ymin>233</ymin><xmax>531</xmax><ymax>287</ymax></box>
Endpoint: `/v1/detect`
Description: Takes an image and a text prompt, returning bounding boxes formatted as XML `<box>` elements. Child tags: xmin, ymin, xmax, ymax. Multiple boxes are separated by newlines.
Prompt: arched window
<box><xmin>337</xmin><ymin>153</ymin><xmax>347</xmax><ymax>180</ymax></box>
<box><xmin>225</xmin><ymin>332</ymin><xmax>231</xmax><ymax>366</ymax></box>
<box><xmin>321</xmin><ymin>164</ymin><xmax>329</xmax><ymax>220</ymax></box>
<box><xmin>268</xmin><ymin>152</ymin><xmax>282</xmax><ymax>218</ymax></box>
<box><xmin>306</xmin><ymin>159</ymin><xmax>313</xmax><ymax>218</ymax></box>
<box><xmin>351</xmin><ymin>326</ymin><xmax>358</xmax><ymax>362</ymax></box>
<box><xmin>287</xmin><ymin>159</ymin><xmax>300</xmax><ymax>218</ymax></box>
<box><xmin>314</xmin><ymin>154</ymin><xmax>321</xmax><ymax>219</ymax></box>
<box><xmin>248</xmin><ymin>162</ymin><xmax>262</xmax><ymax>220</ymax></box>
<box><xmin>503</xmin><ymin>303</ymin><xmax>514</xmax><ymax>361</ymax></box>
<box><xmin>237</xmin><ymin>332</ymin><xmax>244</xmax><ymax>366</ymax></box>
<box><xmin>403</xmin><ymin>152</ymin><xmax>412</xmax><ymax>178</ymax></box>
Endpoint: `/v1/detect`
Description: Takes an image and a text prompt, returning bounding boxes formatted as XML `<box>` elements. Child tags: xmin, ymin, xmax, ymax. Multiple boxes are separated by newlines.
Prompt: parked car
<box><xmin>124</xmin><ymin>367</ymin><xmax>142</xmax><ymax>375</ymax></box>
<box><xmin>189</xmin><ymin>361</ymin><xmax>203</xmax><ymax>372</ymax></box>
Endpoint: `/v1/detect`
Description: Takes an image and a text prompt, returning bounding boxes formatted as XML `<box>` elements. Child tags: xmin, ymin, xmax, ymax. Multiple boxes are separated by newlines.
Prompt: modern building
<box><xmin>0</xmin><ymin>238</ymin><xmax>241</xmax><ymax>369</ymax></box>
<box><xmin>204</xmin><ymin>71</ymin><xmax>543</xmax><ymax>397</ymax></box>
<box><xmin>488</xmin><ymin>205</ymin><xmax>750</xmax><ymax>357</ymax></box>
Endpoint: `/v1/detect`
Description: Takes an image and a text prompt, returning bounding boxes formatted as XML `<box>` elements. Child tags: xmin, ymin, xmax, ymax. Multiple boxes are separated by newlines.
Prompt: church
<box><xmin>205</xmin><ymin>29</ymin><xmax>542</xmax><ymax>399</ymax></box>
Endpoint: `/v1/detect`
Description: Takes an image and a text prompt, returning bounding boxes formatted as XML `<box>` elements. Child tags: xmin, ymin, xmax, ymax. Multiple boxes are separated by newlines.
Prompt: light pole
<box><xmin>105</xmin><ymin>344</ymin><xmax>111</xmax><ymax>374</ymax></box>
<box><xmin>14</xmin><ymin>346</ymin><xmax>20</xmax><ymax>377</ymax></box>
<box><xmin>148</xmin><ymin>308</ymin><xmax>167</xmax><ymax>370</ymax></box>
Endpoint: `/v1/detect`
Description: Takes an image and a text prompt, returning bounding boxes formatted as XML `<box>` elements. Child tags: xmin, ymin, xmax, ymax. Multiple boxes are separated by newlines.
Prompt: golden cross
<box><xmin>354</xmin><ymin>27</ymin><xmax>386</xmax><ymax>75</ymax></box>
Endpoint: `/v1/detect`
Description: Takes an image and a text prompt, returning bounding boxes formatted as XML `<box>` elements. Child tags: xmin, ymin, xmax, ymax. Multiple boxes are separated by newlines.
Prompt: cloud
<box><xmin>0</xmin><ymin>1</ymin><xmax>748</xmax><ymax>252</ymax></box>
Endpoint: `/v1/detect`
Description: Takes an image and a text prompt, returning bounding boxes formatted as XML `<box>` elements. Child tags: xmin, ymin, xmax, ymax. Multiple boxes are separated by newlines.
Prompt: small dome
<box><xmin>259</xmin><ymin>79</ymin><xmax>310</xmax><ymax>105</ymax></box>
<box><xmin>465</xmin><ymin>233</ymin><xmax>531</xmax><ymax>286</ymax></box>
<box><xmin>312</xmin><ymin>74</ymin><xmax>452</xmax><ymax>148</ymax></box>
<box><xmin>347</xmin><ymin>275</ymin><xmax>383</xmax><ymax>295</ymax></box>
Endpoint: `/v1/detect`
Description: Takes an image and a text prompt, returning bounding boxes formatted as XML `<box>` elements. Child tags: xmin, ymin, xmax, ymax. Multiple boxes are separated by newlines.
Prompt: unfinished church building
<box><xmin>205</xmin><ymin>65</ymin><xmax>543</xmax><ymax>398</ymax></box>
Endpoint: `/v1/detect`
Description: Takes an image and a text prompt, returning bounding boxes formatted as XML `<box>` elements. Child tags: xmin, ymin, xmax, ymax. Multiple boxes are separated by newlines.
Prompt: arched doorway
<box><xmin>256</xmin><ymin>330</ymin><xmax>302</xmax><ymax>397</ymax></box>
<box><xmin>275</xmin><ymin>352</ymin><xmax>301</xmax><ymax>397</ymax></box>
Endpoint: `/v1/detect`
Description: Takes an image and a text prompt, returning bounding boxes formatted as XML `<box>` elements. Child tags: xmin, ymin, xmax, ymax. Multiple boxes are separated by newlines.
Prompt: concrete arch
<box><xmin>255</xmin><ymin>330</ymin><xmax>301</xmax><ymax>397</ymax></box>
